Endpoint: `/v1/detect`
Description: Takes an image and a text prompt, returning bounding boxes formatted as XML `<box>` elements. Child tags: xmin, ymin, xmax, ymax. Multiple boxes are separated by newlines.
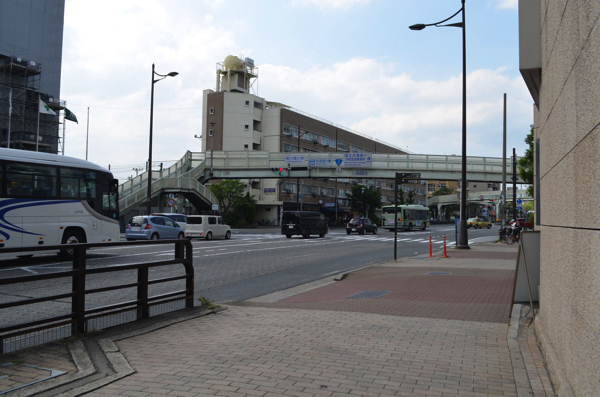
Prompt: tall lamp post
<box><xmin>147</xmin><ymin>63</ymin><xmax>178</xmax><ymax>215</ymax></box>
<box><xmin>409</xmin><ymin>0</ymin><xmax>469</xmax><ymax>248</ymax></box>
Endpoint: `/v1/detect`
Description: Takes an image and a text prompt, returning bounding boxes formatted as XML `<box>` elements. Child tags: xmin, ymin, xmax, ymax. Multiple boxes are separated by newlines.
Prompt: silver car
<box><xmin>126</xmin><ymin>215</ymin><xmax>185</xmax><ymax>241</ymax></box>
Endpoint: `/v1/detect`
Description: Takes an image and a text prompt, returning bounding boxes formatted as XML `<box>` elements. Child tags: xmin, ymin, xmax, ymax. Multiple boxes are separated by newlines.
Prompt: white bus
<box><xmin>0</xmin><ymin>148</ymin><xmax>119</xmax><ymax>258</ymax></box>
<box><xmin>381</xmin><ymin>204</ymin><xmax>430</xmax><ymax>231</ymax></box>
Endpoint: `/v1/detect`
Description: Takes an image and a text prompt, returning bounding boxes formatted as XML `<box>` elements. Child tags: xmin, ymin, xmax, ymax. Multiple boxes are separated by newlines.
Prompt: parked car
<box><xmin>510</xmin><ymin>218</ymin><xmax>533</xmax><ymax>230</ymax></box>
<box><xmin>151</xmin><ymin>213</ymin><xmax>188</xmax><ymax>228</ymax></box>
<box><xmin>126</xmin><ymin>215</ymin><xmax>185</xmax><ymax>240</ymax></box>
<box><xmin>466</xmin><ymin>218</ymin><xmax>493</xmax><ymax>229</ymax></box>
<box><xmin>281</xmin><ymin>211</ymin><xmax>328</xmax><ymax>238</ymax></box>
<box><xmin>346</xmin><ymin>217</ymin><xmax>378</xmax><ymax>235</ymax></box>
<box><xmin>184</xmin><ymin>215</ymin><xmax>231</xmax><ymax>240</ymax></box>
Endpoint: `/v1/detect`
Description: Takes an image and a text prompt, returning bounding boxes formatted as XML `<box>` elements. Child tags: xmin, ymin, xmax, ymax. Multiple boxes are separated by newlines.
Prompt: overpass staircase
<box><xmin>118</xmin><ymin>151</ymin><xmax>216</xmax><ymax>216</ymax></box>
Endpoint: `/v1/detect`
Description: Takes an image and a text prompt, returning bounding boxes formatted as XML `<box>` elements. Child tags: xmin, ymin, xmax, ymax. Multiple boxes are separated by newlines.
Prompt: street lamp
<box><xmin>409</xmin><ymin>0</ymin><xmax>469</xmax><ymax>248</ymax></box>
<box><xmin>147</xmin><ymin>63</ymin><xmax>178</xmax><ymax>215</ymax></box>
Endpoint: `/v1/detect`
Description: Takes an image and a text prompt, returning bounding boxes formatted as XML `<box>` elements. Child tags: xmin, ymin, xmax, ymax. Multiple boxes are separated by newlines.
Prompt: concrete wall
<box><xmin>531</xmin><ymin>1</ymin><xmax>600</xmax><ymax>395</ymax></box>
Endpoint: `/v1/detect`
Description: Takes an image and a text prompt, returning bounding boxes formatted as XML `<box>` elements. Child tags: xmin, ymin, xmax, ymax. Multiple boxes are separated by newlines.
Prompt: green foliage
<box><xmin>406</xmin><ymin>190</ymin><xmax>415</xmax><ymax>205</ymax></box>
<box><xmin>209</xmin><ymin>180</ymin><xmax>246</xmax><ymax>214</ymax></box>
<box><xmin>370</xmin><ymin>214</ymin><xmax>380</xmax><ymax>226</ymax></box>
<box><xmin>397</xmin><ymin>189</ymin><xmax>405</xmax><ymax>205</ymax></box>
<box><xmin>518</xmin><ymin>125</ymin><xmax>534</xmax><ymax>197</ymax></box>
<box><xmin>231</xmin><ymin>192</ymin><xmax>257</xmax><ymax>225</ymax></box>
<box><xmin>432</xmin><ymin>186</ymin><xmax>456</xmax><ymax>196</ymax></box>
<box><xmin>345</xmin><ymin>185</ymin><xmax>382</xmax><ymax>219</ymax></box>
<box><xmin>208</xmin><ymin>180</ymin><xmax>257</xmax><ymax>226</ymax></box>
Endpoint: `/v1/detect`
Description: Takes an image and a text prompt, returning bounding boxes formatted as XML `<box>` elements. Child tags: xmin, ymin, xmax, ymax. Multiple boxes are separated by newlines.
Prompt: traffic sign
<box><xmin>167</xmin><ymin>198</ymin><xmax>175</xmax><ymax>207</ymax></box>
<box><xmin>516</xmin><ymin>199</ymin><xmax>522</xmax><ymax>204</ymax></box>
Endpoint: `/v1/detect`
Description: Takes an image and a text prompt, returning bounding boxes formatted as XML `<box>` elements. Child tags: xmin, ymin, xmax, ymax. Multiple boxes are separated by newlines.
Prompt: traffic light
<box><xmin>271</xmin><ymin>167</ymin><xmax>284</xmax><ymax>176</ymax></box>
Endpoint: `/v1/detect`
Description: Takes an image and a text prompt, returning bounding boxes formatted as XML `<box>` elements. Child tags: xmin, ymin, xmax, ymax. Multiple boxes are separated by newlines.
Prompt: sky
<box><xmin>60</xmin><ymin>0</ymin><xmax>532</xmax><ymax>182</ymax></box>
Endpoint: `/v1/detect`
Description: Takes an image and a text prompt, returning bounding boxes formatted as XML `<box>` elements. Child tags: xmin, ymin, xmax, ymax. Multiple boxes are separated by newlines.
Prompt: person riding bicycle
<box><xmin>511</xmin><ymin>221</ymin><xmax>523</xmax><ymax>241</ymax></box>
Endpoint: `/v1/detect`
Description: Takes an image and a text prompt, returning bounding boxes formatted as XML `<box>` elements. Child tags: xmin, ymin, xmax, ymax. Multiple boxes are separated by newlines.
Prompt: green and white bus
<box><xmin>381</xmin><ymin>204</ymin><xmax>430</xmax><ymax>231</ymax></box>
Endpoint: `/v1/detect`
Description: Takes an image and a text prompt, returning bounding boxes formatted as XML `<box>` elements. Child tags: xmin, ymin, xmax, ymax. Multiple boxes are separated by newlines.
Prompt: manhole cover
<box><xmin>427</xmin><ymin>272</ymin><xmax>451</xmax><ymax>276</ymax></box>
<box><xmin>347</xmin><ymin>290</ymin><xmax>390</xmax><ymax>299</ymax></box>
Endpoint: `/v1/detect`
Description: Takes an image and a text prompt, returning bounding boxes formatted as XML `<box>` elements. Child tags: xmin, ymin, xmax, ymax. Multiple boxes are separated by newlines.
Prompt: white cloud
<box><xmin>494</xmin><ymin>0</ymin><xmax>518</xmax><ymax>10</ymax></box>
<box><xmin>290</xmin><ymin>0</ymin><xmax>371</xmax><ymax>11</ymax></box>
<box><xmin>259</xmin><ymin>58</ymin><xmax>532</xmax><ymax>157</ymax></box>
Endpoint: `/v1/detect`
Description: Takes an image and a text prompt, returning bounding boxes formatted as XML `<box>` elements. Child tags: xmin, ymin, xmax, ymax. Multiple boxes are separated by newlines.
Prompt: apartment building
<box><xmin>201</xmin><ymin>55</ymin><xmax>426</xmax><ymax>224</ymax></box>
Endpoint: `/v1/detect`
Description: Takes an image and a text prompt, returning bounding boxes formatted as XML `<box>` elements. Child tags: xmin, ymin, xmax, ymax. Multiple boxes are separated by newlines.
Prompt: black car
<box><xmin>346</xmin><ymin>217</ymin><xmax>377</xmax><ymax>235</ymax></box>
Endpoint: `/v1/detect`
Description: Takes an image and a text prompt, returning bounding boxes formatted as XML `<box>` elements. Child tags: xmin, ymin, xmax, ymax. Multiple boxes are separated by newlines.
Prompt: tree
<box><xmin>345</xmin><ymin>185</ymin><xmax>382</xmax><ymax>220</ymax></box>
<box><xmin>208</xmin><ymin>179</ymin><xmax>246</xmax><ymax>214</ymax></box>
<box><xmin>518</xmin><ymin>125</ymin><xmax>534</xmax><ymax>197</ymax></box>
<box><xmin>406</xmin><ymin>190</ymin><xmax>415</xmax><ymax>205</ymax></box>
<box><xmin>231</xmin><ymin>192</ymin><xmax>257</xmax><ymax>226</ymax></box>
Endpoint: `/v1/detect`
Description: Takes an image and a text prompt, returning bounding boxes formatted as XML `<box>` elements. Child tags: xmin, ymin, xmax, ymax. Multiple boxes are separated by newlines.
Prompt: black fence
<box><xmin>0</xmin><ymin>240</ymin><xmax>194</xmax><ymax>353</ymax></box>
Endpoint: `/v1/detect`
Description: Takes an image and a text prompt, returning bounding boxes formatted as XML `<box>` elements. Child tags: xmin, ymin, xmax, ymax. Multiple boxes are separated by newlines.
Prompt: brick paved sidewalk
<box><xmin>1</xmin><ymin>242</ymin><xmax>556</xmax><ymax>396</ymax></box>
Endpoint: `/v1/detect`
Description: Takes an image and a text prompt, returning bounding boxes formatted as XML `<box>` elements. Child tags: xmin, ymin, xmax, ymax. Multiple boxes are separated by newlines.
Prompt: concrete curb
<box><xmin>508</xmin><ymin>304</ymin><xmax>535</xmax><ymax>397</ymax></box>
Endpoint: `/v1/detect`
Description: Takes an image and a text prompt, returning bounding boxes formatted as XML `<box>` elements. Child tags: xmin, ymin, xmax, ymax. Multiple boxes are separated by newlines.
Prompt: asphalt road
<box><xmin>0</xmin><ymin>224</ymin><xmax>499</xmax><ymax>330</ymax></box>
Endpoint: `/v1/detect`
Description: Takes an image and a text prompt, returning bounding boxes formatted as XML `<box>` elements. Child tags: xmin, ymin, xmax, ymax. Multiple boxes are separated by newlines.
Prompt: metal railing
<box><xmin>0</xmin><ymin>240</ymin><xmax>194</xmax><ymax>354</ymax></box>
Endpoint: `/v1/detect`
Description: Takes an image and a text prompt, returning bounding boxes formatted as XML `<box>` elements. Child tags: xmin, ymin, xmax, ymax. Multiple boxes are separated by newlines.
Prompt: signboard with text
<box><xmin>344</xmin><ymin>153</ymin><xmax>372</xmax><ymax>167</ymax></box>
<box><xmin>285</xmin><ymin>155</ymin><xmax>306</xmax><ymax>164</ymax></box>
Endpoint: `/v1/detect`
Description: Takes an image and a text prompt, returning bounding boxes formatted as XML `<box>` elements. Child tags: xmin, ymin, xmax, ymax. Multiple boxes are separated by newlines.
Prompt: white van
<box><xmin>184</xmin><ymin>215</ymin><xmax>231</xmax><ymax>240</ymax></box>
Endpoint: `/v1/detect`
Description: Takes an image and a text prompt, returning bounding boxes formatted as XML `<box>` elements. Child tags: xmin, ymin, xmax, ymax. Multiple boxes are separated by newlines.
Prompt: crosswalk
<box><xmin>231</xmin><ymin>230</ymin><xmax>488</xmax><ymax>246</ymax></box>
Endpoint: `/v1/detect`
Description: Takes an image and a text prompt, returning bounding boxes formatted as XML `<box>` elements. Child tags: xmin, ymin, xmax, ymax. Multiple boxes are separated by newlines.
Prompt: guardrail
<box><xmin>0</xmin><ymin>240</ymin><xmax>194</xmax><ymax>354</ymax></box>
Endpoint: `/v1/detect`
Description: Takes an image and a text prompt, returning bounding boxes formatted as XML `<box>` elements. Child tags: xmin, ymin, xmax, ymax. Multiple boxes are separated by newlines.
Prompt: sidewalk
<box><xmin>1</xmin><ymin>242</ymin><xmax>555</xmax><ymax>397</ymax></box>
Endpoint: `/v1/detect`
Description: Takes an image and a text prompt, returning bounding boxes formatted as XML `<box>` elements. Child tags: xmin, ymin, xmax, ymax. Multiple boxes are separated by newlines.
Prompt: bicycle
<box><xmin>499</xmin><ymin>227</ymin><xmax>520</xmax><ymax>245</ymax></box>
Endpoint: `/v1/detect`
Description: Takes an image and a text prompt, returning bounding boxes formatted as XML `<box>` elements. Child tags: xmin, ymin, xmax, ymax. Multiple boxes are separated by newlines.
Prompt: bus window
<box><xmin>61</xmin><ymin>168</ymin><xmax>97</xmax><ymax>199</ymax></box>
<box><xmin>7</xmin><ymin>162</ymin><xmax>57</xmax><ymax>198</ymax></box>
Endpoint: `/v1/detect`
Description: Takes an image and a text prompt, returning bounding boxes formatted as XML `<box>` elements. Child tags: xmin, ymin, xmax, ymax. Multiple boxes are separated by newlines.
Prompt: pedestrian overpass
<box><xmin>118</xmin><ymin>150</ymin><xmax>522</xmax><ymax>215</ymax></box>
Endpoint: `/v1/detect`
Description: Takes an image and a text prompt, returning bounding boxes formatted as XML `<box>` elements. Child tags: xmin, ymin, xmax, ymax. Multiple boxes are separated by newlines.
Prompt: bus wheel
<box><xmin>59</xmin><ymin>230</ymin><xmax>84</xmax><ymax>260</ymax></box>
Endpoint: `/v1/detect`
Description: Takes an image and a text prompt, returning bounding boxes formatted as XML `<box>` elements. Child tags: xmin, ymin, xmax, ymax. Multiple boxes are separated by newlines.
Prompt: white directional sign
<box><xmin>285</xmin><ymin>155</ymin><xmax>306</xmax><ymax>164</ymax></box>
<box><xmin>344</xmin><ymin>153</ymin><xmax>372</xmax><ymax>167</ymax></box>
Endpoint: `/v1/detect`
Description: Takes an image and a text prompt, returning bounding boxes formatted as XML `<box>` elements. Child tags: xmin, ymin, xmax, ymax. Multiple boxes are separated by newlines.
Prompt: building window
<box><xmin>244</xmin><ymin>144</ymin><xmax>249</xmax><ymax>150</ymax></box>
<box><xmin>209</xmin><ymin>108</ymin><xmax>214</xmax><ymax>115</ymax></box>
<box><xmin>283</xmin><ymin>123</ymin><xmax>299</xmax><ymax>137</ymax></box>
<box><xmin>321</xmin><ymin>136</ymin><xmax>335</xmax><ymax>147</ymax></box>
<box><xmin>245</xmin><ymin>100</ymin><xmax>250</xmax><ymax>106</ymax></box>
<box><xmin>303</xmin><ymin>131</ymin><xmax>319</xmax><ymax>142</ymax></box>
<box><xmin>473</xmin><ymin>184</ymin><xmax>477</xmax><ymax>188</ymax></box>
<box><xmin>244</xmin><ymin>124</ymin><xmax>249</xmax><ymax>130</ymax></box>
<box><xmin>337</xmin><ymin>141</ymin><xmax>349</xmax><ymax>151</ymax></box>
<box><xmin>283</xmin><ymin>143</ymin><xmax>298</xmax><ymax>153</ymax></box>
<box><xmin>428</xmin><ymin>183</ymin><xmax>436</xmax><ymax>192</ymax></box>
